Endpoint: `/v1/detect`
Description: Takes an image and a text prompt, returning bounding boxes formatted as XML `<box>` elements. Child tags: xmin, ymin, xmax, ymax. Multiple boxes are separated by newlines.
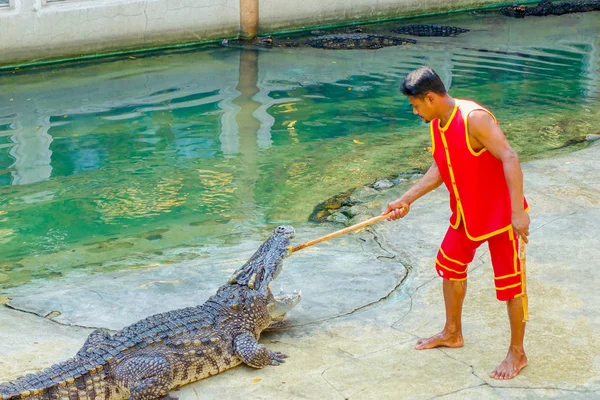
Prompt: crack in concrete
<box><xmin>191</xmin><ymin>387</ymin><xmax>200</xmax><ymax>400</ymax></box>
<box><xmin>321</xmin><ymin>337</ymin><xmax>417</xmax><ymax>400</ymax></box>
<box><xmin>491</xmin><ymin>385</ymin><xmax>600</xmax><ymax>393</ymax></box>
<box><xmin>391</xmin><ymin>276</ymin><xmax>437</xmax><ymax>329</ymax></box>
<box><xmin>429</xmin><ymin>383</ymin><xmax>487</xmax><ymax>399</ymax></box>
<box><xmin>357</xmin><ymin>237</ymin><xmax>367</xmax><ymax>252</ymax></box>
<box><xmin>2</xmin><ymin>303</ymin><xmax>107</xmax><ymax>332</ymax></box>
<box><xmin>437</xmin><ymin>347</ymin><xmax>600</xmax><ymax>395</ymax></box>
<box><xmin>271</xmin><ymin>230</ymin><xmax>412</xmax><ymax>331</ymax></box>
<box><xmin>89</xmin><ymin>289</ymin><xmax>105</xmax><ymax>301</ymax></box>
<box><xmin>526</xmin><ymin>186</ymin><xmax>593</xmax><ymax>211</ymax></box>
<box><xmin>320</xmin><ymin>369</ymin><xmax>349</xmax><ymax>400</ymax></box>
<box><xmin>437</xmin><ymin>347</ymin><xmax>486</xmax><ymax>383</ymax></box>
<box><xmin>271</xmin><ymin>264</ymin><xmax>411</xmax><ymax>330</ymax></box>
<box><xmin>466</xmin><ymin>254</ymin><xmax>487</xmax><ymax>274</ymax></box>
<box><xmin>368</xmin><ymin>229</ymin><xmax>396</xmax><ymax>257</ymax></box>
<box><xmin>530</xmin><ymin>207</ymin><xmax>581</xmax><ymax>234</ymax></box>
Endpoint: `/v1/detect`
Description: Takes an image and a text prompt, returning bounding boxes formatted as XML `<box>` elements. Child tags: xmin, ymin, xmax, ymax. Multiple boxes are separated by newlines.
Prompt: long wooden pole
<box><xmin>519</xmin><ymin>236</ymin><xmax>529</xmax><ymax>322</ymax></box>
<box><xmin>290</xmin><ymin>210</ymin><xmax>402</xmax><ymax>253</ymax></box>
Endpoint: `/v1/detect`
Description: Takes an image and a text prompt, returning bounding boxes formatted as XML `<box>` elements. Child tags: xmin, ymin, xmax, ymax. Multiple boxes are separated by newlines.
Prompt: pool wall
<box><xmin>1</xmin><ymin>0</ymin><xmax>535</xmax><ymax>67</ymax></box>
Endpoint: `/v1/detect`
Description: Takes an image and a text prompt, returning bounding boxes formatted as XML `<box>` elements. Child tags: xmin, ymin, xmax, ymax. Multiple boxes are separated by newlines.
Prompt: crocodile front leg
<box><xmin>113</xmin><ymin>355</ymin><xmax>176</xmax><ymax>400</ymax></box>
<box><xmin>233</xmin><ymin>333</ymin><xmax>288</xmax><ymax>368</ymax></box>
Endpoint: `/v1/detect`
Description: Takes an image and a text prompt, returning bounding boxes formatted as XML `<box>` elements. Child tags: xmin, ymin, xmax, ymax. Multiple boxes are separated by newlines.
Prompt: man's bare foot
<box><xmin>490</xmin><ymin>348</ymin><xmax>528</xmax><ymax>380</ymax></box>
<box><xmin>415</xmin><ymin>330</ymin><xmax>464</xmax><ymax>350</ymax></box>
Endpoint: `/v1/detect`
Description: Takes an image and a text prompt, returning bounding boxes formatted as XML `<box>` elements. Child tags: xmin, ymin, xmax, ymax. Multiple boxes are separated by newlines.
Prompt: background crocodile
<box><xmin>304</xmin><ymin>33</ymin><xmax>416</xmax><ymax>49</ymax></box>
<box><xmin>222</xmin><ymin>32</ymin><xmax>416</xmax><ymax>50</ymax></box>
<box><xmin>501</xmin><ymin>0</ymin><xmax>600</xmax><ymax>17</ymax></box>
<box><xmin>391</xmin><ymin>25</ymin><xmax>470</xmax><ymax>37</ymax></box>
<box><xmin>221</xmin><ymin>22</ymin><xmax>474</xmax><ymax>50</ymax></box>
<box><xmin>0</xmin><ymin>226</ymin><xmax>301</xmax><ymax>400</ymax></box>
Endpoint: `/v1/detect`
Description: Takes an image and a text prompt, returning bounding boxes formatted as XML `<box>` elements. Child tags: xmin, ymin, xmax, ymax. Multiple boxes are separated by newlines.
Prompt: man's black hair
<box><xmin>400</xmin><ymin>66</ymin><xmax>447</xmax><ymax>97</ymax></box>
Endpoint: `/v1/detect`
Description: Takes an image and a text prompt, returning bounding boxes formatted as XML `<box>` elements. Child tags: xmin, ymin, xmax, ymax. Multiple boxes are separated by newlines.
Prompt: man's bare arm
<box><xmin>468</xmin><ymin>110</ymin><xmax>530</xmax><ymax>242</ymax></box>
<box><xmin>382</xmin><ymin>162</ymin><xmax>443</xmax><ymax>220</ymax></box>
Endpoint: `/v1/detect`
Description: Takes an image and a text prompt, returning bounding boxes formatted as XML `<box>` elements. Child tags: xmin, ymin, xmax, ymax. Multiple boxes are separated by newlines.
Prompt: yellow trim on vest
<box><xmin>439</xmin><ymin>103</ymin><xmax>524</xmax><ymax>242</ymax></box>
<box><xmin>440</xmin><ymin>248</ymin><xmax>467</xmax><ymax>266</ymax></box>
<box><xmin>439</xmin><ymin>128</ymin><xmax>463</xmax><ymax>233</ymax></box>
<box><xmin>496</xmin><ymin>282</ymin><xmax>521</xmax><ymax>291</ymax></box>
<box><xmin>464</xmin><ymin>108</ymin><xmax>496</xmax><ymax>157</ymax></box>
<box><xmin>458</xmin><ymin>204</ymin><xmax>513</xmax><ymax>242</ymax></box>
<box><xmin>429</xmin><ymin>123</ymin><xmax>435</xmax><ymax>155</ymax></box>
<box><xmin>438</xmin><ymin>103</ymin><xmax>458</xmax><ymax>132</ymax></box>
<box><xmin>449</xmin><ymin>277</ymin><xmax>467</xmax><ymax>282</ymax></box>
<box><xmin>436</xmin><ymin>260</ymin><xmax>467</xmax><ymax>275</ymax></box>
<box><xmin>450</xmin><ymin>204</ymin><xmax>462</xmax><ymax>229</ymax></box>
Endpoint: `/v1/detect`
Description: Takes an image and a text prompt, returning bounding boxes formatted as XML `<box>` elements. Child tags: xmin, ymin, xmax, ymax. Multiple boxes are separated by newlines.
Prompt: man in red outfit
<box><xmin>383</xmin><ymin>66</ymin><xmax>530</xmax><ymax>380</ymax></box>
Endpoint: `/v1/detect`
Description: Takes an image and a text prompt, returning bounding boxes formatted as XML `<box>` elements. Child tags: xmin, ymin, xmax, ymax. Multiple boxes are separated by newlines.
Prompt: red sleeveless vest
<box><xmin>430</xmin><ymin>99</ymin><xmax>528</xmax><ymax>241</ymax></box>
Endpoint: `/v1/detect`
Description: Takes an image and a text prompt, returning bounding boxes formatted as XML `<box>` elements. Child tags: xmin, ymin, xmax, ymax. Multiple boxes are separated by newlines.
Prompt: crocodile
<box><xmin>391</xmin><ymin>25</ymin><xmax>470</xmax><ymax>37</ymax></box>
<box><xmin>500</xmin><ymin>0</ymin><xmax>600</xmax><ymax>18</ymax></box>
<box><xmin>305</xmin><ymin>33</ymin><xmax>416</xmax><ymax>50</ymax></box>
<box><xmin>0</xmin><ymin>225</ymin><xmax>301</xmax><ymax>400</ymax></box>
<box><xmin>222</xmin><ymin>32</ymin><xmax>417</xmax><ymax>50</ymax></box>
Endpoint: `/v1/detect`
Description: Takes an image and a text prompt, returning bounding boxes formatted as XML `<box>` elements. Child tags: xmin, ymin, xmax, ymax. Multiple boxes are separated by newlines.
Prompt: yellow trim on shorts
<box><xmin>439</xmin><ymin>248</ymin><xmax>467</xmax><ymax>266</ymax></box>
<box><xmin>496</xmin><ymin>282</ymin><xmax>521</xmax><ymax>291</ymax></box>
<box><xmin>436</xmin><ymin>260</ymin><xmax>467</xmax><ymax>275</ymax></box>
<box><xmin>512</xmin><ymin>230</ymin><xmax>519</xmax><ymax>275</ymax></box>
<box><xmin>494</xmin><ymin>271</ymin><xmax>520</xmax><ymax>280</ymax></box>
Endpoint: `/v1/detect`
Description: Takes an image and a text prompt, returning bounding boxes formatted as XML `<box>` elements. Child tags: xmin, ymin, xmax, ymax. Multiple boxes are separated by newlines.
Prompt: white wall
<box><xmin>259</xmin><ymin>0</ymin><xmax>510</xmax><ymax>32</ymax></box>
<box><xmin>0</xmin><ymin>0</ymin><xmax>514</xmax><ymax>67</ymax></box>
<box><xmin>0</xmin><ymin>0</ymin><xmax>240</xmax><ymax>66</ymax></box>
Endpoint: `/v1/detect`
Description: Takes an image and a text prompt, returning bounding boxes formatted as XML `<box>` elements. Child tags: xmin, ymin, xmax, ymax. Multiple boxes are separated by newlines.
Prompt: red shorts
<box><xmin>435</xmin><ymin>223</ymin><xmax>523</xmax><ymax>301</ymax></box>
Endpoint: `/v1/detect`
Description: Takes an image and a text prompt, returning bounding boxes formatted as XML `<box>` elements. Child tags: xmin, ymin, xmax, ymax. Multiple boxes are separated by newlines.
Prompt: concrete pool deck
<box><xmin>1</xmin><ymin>141</ymin><xmax>599</xmax><ymax>399</ymax></box>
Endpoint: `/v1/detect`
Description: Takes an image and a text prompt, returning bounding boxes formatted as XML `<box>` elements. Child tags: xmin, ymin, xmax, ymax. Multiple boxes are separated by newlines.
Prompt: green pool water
<box><xmin>0</xmin><ymin>10</ymin><xmax>598</xmax><ymax>289</ymax></box>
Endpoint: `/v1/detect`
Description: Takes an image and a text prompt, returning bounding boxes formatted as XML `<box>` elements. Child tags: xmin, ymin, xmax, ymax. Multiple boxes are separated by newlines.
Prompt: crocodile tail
<box><xmin>0</xmin><ymin>368</ymin><xmax>61</xmax><ymax>400</ymax></box>
<box><xmin>0</xmin><ymin>357</ymin><xmax>108</xmax><ymax>400</ymax></box>
<box><xmin>0</xmin><ymin>380</ymin><xmax>48</xmax><ymax>400</ymax></box>
<box><xmin>0</xmin><ymin>382</ymin><xmax>21</xmax><ymax>400</ymax></box>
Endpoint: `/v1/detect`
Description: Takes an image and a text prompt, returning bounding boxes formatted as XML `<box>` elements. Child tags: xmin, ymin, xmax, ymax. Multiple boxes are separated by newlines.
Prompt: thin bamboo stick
<box><xmin>519</xmin><ymin>236</ymin><xmax>529</xmax><ymax>322</ymax></box>
<box><xmin>290</xmin><ymin>210</ymin><xmax>403</xmax><ymax>253</ymax></box>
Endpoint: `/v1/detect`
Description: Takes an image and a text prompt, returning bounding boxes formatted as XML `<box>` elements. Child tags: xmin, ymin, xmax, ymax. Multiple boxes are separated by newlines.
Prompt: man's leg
<box><xmin>489</xmin><ymin>298</ymin><xmax>528</xmax><ymax>379</ymax></box>
<box><xmin>415</xmin><ymin>279</ymin><xmax>466</xmax><ymax>349</ymax></box>
<box><xmin>418</xmin><ymin>224</ymin><xmax>477</xmax><ymax>350</ymax></box>
<box><xmin>489</xmin><ymin>231</ymin><xmax>528</xmax><ymax>379</ymax></box>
